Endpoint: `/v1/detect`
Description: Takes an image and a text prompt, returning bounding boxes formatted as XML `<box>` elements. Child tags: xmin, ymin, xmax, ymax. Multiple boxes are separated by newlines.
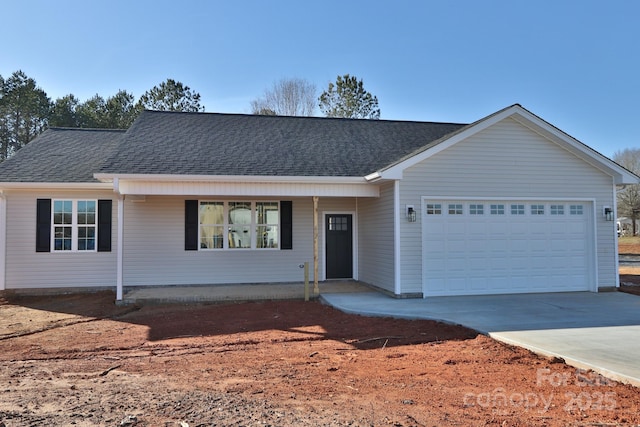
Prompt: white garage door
<box><xmin>422</xmin><ymin>200</ymin><xmax>594</xmax><ymax>296</ymax></box>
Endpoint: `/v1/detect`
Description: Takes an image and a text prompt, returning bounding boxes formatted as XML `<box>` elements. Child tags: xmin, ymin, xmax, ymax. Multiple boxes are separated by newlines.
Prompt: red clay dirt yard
<box><xmin>2</xmin><ymin>289</ymin><xmax>640</xmax><ymax>426</ymax></box>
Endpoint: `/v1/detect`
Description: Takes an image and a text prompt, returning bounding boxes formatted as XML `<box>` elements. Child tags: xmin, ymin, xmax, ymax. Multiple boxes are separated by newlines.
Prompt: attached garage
<box><xmin>422</xmin><ymin>200</ymin><xmax>594</xmax><ymax>296</ymax></box>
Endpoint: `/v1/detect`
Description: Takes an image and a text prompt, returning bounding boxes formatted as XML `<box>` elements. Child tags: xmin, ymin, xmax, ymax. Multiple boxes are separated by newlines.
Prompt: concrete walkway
<box><xmin>321</xmin><ymin>291</ymin><xmax>640</xmax><ymax>386</ymax></box>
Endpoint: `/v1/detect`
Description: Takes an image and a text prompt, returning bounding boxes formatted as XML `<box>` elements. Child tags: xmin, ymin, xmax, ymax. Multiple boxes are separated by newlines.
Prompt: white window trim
<box><xmin>198</xmin><ymin>200</ymin><xmax>280</xmax><ymax>250</ymax></box>
<box><xmin>51</xmin><ymin>199</ymin><xmax>98</xmax><ymax>253</ymax></box>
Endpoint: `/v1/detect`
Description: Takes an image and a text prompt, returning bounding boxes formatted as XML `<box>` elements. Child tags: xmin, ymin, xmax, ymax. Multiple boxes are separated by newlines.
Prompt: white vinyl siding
<box><xmin>4</xmin><ymin>190</ymin><xmax>117</xmax><ymax>289</ymax></box>
<box><xmin>399</xmin><ymin>117</ymin><xmax>616</xmax><ymax>294</ymax></box>
<box><xmin>123</xmin><ymin>196</ymin><xmax>355</xmax><ymax>286</ymax></box>
<box><xmin>358</xmin><ymin>182</ymin><xmax>395</xmax><ymax>292</ymax></box>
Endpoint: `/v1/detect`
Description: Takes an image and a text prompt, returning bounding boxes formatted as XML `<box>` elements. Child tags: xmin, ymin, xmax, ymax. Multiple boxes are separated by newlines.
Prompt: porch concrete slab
<box><xmin>121</xmin><ymin>281</ymin><xmax>371</xmax><ymax>305</ymax></box>
<box><xmin>320</xmin><ymin>291</ymin><xmax>640</xmax><ymax>386</ymax></box>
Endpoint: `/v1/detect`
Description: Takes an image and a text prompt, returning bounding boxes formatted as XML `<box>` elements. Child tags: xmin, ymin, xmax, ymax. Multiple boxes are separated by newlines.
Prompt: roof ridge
<box><xmin>48</xmin><ymin>127</ymin><xmax>127</xmax><ymax>132</ymax></box>
<box><xmin>140</xmin><ymin>109</ymin><xmax>468</xmax><ymax>126</ymax></box>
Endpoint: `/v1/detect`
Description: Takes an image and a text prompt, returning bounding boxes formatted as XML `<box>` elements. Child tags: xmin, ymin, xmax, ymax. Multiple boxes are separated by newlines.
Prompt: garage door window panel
<box><xmin>470</xmin><ymin>204</ymin><xmax>484</xmax><ymax>215</ymax></box>
<box><xmin>511</xmin><ymin>204</ymin><xmax>525</xmax><ymax>215</ymax></box>
<box><xmin>531</xmin><ymin>204</ymin><xmax>545</xmax><ymax>215</ymax></box>
<box><xmin>448</xmin><ymin>204</ymin><xmax>463</xmax><ymax>215</ymax></box>
<box><xmin>490</xmin><ymin>204</ymin><xmax>505</xmax><ymax>215</ymax></box>
<box><xmin>426</xmin><ymin>204</ymin><xmax>442</xmax><ymax>215</ymax></box>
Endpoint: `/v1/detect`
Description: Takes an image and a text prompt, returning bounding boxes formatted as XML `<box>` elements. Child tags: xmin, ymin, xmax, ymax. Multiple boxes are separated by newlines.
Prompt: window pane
<box><xmin>257</xmin><ymin>225</ymin><xmax>278</xmax><ymax>248</ymax></box>
<box><xmin>200</xmin><ymin>225</ymin><xmax>223</xmax><ymax>249</ymax></box>
<box><xmin>77</xmin><ymin>201</ymin><xmax>96</xmax><ymax>225</ymax></box>
<box><xmin>229</xmin><ymin>202</ymin><xmax>251</xmax><ymax>225</ymax></box>
<box><xmin>54</xmin><ymin>226</ymin><xmax>72</xmax><ymax>251</ymax></box>
<box><xmin>77</xmin><ymin>226</ymin><xmax>95</xmax><ymax>251</ymax></box>
<box><xmin>257</xmin><ymin>202</ymin><xmax>279</xmax><ymax>225</ymax></box>
<box><xmin>551</xmin><ymin>205</ymin><xmax>564</xmax><ymax>215</ymax></box>
<box><xmin>229</xmin><ymin>225</ymin><xmax>251</xmax><ymax>248</ymax></box>
<box><xmin>53</xmin><ymin>200</ymin><xmax>73</xmax><ymax>225</ymax></box>
<box><xmin>200</xmin><ymin>202</ymin><xmax>223</xmax><ymax>225</ymax></box>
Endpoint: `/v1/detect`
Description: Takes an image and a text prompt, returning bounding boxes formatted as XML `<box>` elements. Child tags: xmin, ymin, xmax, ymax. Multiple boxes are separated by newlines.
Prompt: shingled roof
<box><xmin>98</xmin><ymin>111</ymin><xmax>467</xmax><ymax>177</ymax></box>
<box><xmin>0</xmin><ymin>128</ymin><xmax>124</xmax><ymax>183</ymax></box>
<box><xmin>0</xmin><ymin>112</ymin><xmax>469</xmax><ymax>183</ymax></box>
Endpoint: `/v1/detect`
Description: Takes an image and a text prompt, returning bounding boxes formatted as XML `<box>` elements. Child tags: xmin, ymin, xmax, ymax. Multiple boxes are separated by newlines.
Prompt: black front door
<box><xmin>326</xmin><ymin>214</ymin><xmax>353</xmax><ymax>279</ymax></box>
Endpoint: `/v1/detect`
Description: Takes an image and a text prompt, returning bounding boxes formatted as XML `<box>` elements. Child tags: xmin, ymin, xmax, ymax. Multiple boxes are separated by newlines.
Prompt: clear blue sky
<box><xmin>1</xmin><ymin>0</ymin><xmax>639</xmax><ymax>157</ymax></box>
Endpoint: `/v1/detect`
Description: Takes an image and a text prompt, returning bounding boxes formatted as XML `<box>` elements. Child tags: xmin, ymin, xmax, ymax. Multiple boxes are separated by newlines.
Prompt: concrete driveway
<box><xmin>321</xmin><ymin>291</ymin><xmax>640</xmax><ymax>386</ymax></box>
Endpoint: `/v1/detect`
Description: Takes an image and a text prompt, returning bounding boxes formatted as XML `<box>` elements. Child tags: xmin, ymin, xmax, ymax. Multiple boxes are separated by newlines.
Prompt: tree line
<box><xmin>0</xmin><ymin>71</ymin><xmax>204</xmax><ymax>161</ymax></box>
<box><xmin>0</xmin><ymin>71</ymin><xmax>379</xmax><ymax>162</ymax></box>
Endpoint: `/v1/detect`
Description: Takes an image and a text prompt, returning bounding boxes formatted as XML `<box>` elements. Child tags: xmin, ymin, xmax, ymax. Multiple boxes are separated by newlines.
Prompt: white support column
<box><xmin>0</xmin><ymin>193</ymin><xmax>6</xmax><ymax>291</ymax></box>
<box><xmin>393</xmin><ymin>180</ymin><xmax>401</xmax><ymax>295</ymax></box>
<box><xmin>313</xmin><ymin>196</ymin><xmax>319</xmax><ymax>295</ymax></box>
<box><xmin>116</xmin><ymin>194</ymin><xmax>124</xmax><ymax>300</ymax></box>
<box><xmin>614</xmin><ymin>182</ymin><xmax>620</xmax><ymax>289</ymax></box>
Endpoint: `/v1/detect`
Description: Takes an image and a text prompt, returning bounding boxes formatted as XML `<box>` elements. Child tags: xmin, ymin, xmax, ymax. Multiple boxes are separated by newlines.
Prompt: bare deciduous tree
<box><xmin>251</xmin><ymin>78</ymin><xmax>316</xmax><ymax>116</ymax></box>
<box><xmin>614</xmin><ymin>148</ymin><xmax>640</xmax><ymax>235</ymax></box>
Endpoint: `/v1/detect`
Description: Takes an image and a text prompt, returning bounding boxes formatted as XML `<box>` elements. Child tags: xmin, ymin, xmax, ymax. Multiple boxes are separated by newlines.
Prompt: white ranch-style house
<box><xmin>0</xmin><ymin>104</ymin><xmax>636</xmax><ymax>301</ymax></box>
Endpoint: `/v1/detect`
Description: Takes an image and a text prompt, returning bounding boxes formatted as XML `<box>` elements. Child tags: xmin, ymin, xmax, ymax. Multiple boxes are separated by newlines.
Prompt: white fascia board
<box><xmin>0</xmin><ymin>182</ymin><xmax>114</xmax><ymax>190</ymax></box>
<box><xmin>117</xmin><ymin>179</ymin><xmax>379</xmax><ymax>197</ymax></box>
<box><xmin>94</xmin><ymin>173</ymin><xmax>368</xmax><ymax>185</ymax></box>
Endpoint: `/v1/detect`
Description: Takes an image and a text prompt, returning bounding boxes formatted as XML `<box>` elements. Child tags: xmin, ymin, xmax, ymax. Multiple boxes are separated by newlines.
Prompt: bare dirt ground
<box><xmin>2</xmin><ymin>291</ymin><xmax>640</xmax><ymax>427</ymax></box>
<box><xmin>619</xmin><ymin>236</ymin><xmax>640</xmax><ymax>295</ymax></box>
<box><xmin>2</xmin><ymin>238</ymin><xmax>640</xmax><ymax>426</ymax></box>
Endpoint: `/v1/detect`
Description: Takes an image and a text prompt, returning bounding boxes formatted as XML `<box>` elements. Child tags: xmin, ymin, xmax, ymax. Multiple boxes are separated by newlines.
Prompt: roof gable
<box><xmin>380</xmin><ymin>104</ymin><xmax>639</xmax><ymax>185</ymax></box>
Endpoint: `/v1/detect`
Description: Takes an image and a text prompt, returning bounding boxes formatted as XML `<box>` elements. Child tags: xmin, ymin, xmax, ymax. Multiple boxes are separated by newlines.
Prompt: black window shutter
<box><xmin>97</xmin><ymin>199</ymin><xmax>112</xmax><ymax>252</ymax></box>
<box><xmin>36</xmin><ymin>199</ymin><xmax>51</xmax><ymax>252</ymax></box>
<box><xmin>185</xmin><ymin>200</ymin><xmax>198</xmax><ymax>250</ymax></box>
<box><xmin>280</xmin><ymin>200</ymin><xmax>292</xmax><ymax>250</ymax></box>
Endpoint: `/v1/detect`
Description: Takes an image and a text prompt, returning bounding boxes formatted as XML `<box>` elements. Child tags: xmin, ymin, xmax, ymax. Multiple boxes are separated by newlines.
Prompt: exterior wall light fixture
<box><xmin>406</xmin><ymin>205</ymin><xmax>417</xmax><ymax>222</ymax></box>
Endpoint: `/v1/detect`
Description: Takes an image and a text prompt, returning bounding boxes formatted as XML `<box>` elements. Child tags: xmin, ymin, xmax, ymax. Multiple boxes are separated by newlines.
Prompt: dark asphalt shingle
<box><xmin>0</xmin><ymin>112</ymin><xmax>468</xmax><ymax>183</ymax></box>
<box><xmin>98</xmin><ymin>111</ymin><xmax>467</xmax><ymax>177</ymax></box>
<box><xmin>0</xmin><ymin>128</ymin><xmax>124</xmax><ymax>182</ymax></box>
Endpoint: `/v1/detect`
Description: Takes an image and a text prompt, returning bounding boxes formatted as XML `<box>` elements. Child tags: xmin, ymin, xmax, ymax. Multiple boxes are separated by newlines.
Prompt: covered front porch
<box><xmin>95</xmin><ymin>173</ymin><xmax>396</xmax><ymax>302</ymax></box>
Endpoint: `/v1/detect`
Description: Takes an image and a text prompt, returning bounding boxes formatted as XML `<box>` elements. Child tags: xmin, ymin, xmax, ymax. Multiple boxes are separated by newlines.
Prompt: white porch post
<box><xmin>116</xmin><ymin>194</ymin><xmax>124</xmax><ymax>300</ymax></box>
<box><xmin>313</xmin><ymin>196</ymin><xmax>319</xmax><ymax>295</ymax></box>
<box><xmin>393</xmin><ymin>180</ymin><xmax>401</xmax><ymax>295</ymax></box>
<box><xmin>0</xmin><ymin>193</ymin><xmax>6</xmax><ymax>291</ymax></box>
